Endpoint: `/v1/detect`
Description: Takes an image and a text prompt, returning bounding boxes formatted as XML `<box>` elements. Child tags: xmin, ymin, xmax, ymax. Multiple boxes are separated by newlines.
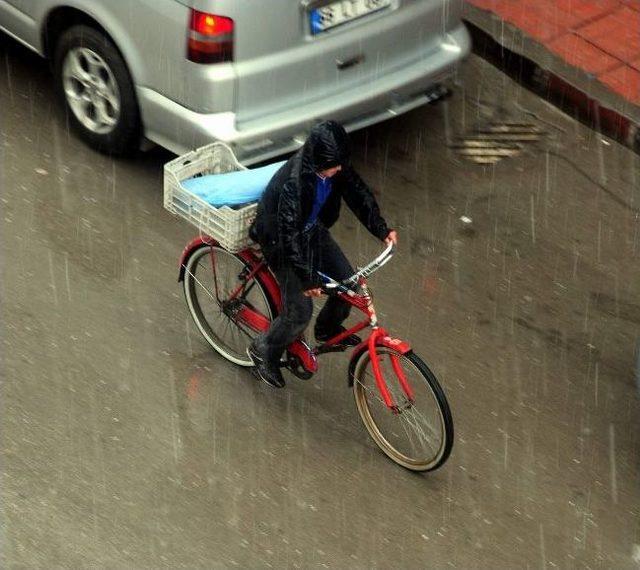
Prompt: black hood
<box><xmin>303</xmin><ymin>120</ymin><xmax>351</xmax><ymax>172</ymax></box>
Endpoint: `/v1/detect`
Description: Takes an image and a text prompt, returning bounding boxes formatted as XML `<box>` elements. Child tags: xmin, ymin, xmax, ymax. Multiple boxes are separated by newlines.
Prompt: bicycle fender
<box><xmin>178</xmin><ymin>236</ymin><xmax>219</xmax><ymax>282</ymax></box>
<box><xmin>347</xmin><ymin>334</ymin><xmax>412</xmax><ymax>387</ymax></box>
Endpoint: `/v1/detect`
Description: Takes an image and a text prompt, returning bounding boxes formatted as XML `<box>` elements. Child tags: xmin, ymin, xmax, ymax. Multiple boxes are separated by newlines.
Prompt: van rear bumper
<box><xmin>138</xmin><ymin>23</ymin><xmax>470</xmax><ymax>164</ymax></box>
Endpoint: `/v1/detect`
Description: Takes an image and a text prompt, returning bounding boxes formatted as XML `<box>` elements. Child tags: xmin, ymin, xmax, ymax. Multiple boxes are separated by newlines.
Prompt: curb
<box><xmin>463</xmin><ymin>4</ymin><xmax>640</xmax><ymax>154</ymax></box>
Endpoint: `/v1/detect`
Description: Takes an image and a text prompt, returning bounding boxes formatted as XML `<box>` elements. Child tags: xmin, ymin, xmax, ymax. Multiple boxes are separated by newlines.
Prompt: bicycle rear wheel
<box><xmin>352</xmin><ymin>347</ymin><xmax>453</xmax><ymax>471</ymax></box>
<box><xmin>183</xmin><ymin>244</ymin><xmax>274</xmax><ymax>366</ymax></box>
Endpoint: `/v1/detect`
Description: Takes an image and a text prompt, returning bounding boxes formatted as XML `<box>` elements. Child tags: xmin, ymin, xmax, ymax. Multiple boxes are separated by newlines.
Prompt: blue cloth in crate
<box><xmin>182</xmin><ymin>161</ymin><xmax>286</xmax><ymax>208</ymax></box>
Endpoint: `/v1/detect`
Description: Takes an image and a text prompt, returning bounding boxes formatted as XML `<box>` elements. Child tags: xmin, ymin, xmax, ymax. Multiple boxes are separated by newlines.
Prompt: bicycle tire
<box><xmin>352</xmin><ymin>347</ymin><xmax>453</xmax><ymax>471</ymax></box>
<box><xmin>183</xmin><ymin>244</ymin><xmax>275</xmax><ymax>366</ymax></box>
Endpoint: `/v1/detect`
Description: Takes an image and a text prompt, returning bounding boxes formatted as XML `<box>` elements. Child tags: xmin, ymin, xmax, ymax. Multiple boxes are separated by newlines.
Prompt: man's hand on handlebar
<box><xmin>303</xmin><ymin>287</ymin><xmax>323</xmax><ymax>298</ymax></box>
<box><xmin>384</xmin><ymin>230</ymin><xmax>398</xmax><ymax>247</ymax></box>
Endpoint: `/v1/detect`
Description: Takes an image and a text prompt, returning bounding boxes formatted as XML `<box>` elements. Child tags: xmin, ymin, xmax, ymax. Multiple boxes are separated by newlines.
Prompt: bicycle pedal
<box><xmin>283</xmin><ymin>355</ymin><xmax>314</xmax><ymax>380</ymax></box>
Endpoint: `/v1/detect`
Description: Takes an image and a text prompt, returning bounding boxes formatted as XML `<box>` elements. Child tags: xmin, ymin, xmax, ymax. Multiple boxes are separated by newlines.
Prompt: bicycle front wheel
<box><xmin>352</xmin><ymin>347</ymin><xmax>453</xmax><ymax>471</ymax></box>
<box><xmin>183</xmin><ymin>244</ymin><xmax>274</xmax><ymax>366</ymax></box>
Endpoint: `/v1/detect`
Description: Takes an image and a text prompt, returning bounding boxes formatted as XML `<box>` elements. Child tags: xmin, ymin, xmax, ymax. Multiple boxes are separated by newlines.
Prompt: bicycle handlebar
<box><xmin>317</xmin><ymin>242</ymin><xmax>395</xmax><ymax>291</ymax></box>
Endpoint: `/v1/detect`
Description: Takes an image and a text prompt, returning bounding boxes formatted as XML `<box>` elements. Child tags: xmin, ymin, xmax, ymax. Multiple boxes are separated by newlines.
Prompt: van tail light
<box><xmin>187</xmin><ymin>9</ymin><xmax>234</xmax><ymax>64</ymax></box>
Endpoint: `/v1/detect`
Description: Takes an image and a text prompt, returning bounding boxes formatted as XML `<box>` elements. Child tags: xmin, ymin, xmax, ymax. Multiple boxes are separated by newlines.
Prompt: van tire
<box><xmin>53</xmin><ymin>25</ymin><xmax>140</xmax><ymax>155</ymax></box>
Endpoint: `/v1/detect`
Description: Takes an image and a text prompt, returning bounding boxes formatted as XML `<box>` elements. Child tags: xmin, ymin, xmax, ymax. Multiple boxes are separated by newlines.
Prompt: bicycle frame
<box><xmin>179</xmin><ymin>237</ymin><xmax>413</xmax><ymax>411</ymax></box>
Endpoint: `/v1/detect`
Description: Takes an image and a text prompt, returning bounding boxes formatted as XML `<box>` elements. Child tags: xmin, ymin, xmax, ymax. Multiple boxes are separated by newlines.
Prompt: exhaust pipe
<box><xmin>425</xmin><ymin>84</ymin><xmax>452</xmax><ymax>105</ymax></box>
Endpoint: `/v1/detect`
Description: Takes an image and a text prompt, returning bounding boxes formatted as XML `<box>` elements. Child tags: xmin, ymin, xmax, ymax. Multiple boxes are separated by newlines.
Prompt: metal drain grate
<box><xmin>450</xmin><ymin>123</ymin><xmax>545</xmax><ymax>165</ymax></box>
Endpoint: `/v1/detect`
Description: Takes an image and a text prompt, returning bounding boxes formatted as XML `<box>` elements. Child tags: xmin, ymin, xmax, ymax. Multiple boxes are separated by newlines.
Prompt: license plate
<box><xmin>310</xmin><ymin>0</ymin><xmax>392</xmax><ymax>35</ymax></box>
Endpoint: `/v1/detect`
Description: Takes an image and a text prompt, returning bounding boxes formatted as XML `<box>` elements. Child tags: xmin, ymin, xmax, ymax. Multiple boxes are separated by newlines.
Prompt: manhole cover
<box><xmin>451</xmin><ymin>123</ymin><xmax>546</xmax><ymax>165</ymax></box>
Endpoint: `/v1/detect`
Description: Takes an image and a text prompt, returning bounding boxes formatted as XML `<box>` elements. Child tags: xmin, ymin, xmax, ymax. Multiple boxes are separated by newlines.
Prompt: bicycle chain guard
<box><xmin>286</xmin><ymin>338</ymin><xmax>318</xmax><ymax>378</ymax></box>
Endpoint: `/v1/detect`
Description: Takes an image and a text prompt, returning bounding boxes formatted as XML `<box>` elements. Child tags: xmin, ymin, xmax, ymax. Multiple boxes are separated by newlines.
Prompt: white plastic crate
<box><xmin>163</xmin><ymin>143</ymin><xmax>257</xmax><ymax>252</ymax></box>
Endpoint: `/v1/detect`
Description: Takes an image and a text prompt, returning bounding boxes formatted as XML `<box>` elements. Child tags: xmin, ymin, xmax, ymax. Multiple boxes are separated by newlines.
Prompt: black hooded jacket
<box><xmin>249</xmin><ymin>121</ymin><xmax>390</xmax><ymax>288</ymax></box>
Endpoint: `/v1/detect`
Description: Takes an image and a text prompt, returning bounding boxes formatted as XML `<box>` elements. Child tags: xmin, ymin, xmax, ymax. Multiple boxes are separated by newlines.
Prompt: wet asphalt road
<box><xmin>1</xmin><ymin>35</ymin><xmax>639</xmax><ymax>569</ymax></box>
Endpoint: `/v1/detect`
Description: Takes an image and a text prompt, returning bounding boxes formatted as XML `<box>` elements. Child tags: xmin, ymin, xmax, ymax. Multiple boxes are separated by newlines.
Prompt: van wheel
<box><xmin>53</xmin><ymin>25</ymin><xmax>140</xmax><ymax>155</ymax></box>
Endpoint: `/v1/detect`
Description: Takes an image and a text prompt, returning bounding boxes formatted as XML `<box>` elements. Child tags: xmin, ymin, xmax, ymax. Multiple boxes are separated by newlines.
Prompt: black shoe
<box><xmin>247</xmin><ymin>345</ymin><xmax>285</xmax><ymax>389</ymax></box>
<box><xmin>315</xmin><ymin>326</ymin><xmax>361</xmax><ymax>347</ymax></box>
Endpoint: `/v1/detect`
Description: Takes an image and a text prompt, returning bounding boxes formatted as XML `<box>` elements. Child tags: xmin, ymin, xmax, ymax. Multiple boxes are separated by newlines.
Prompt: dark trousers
<box><xmin>255</xmin><ymin>226</ymin><xmax>354</xmax><ymax>364</ymax></box>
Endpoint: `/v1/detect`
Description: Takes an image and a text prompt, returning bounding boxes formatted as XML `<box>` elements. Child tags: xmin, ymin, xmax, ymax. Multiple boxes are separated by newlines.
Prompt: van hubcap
<box><xmin>62</xmin><ymin>47</ymin><xmax>121</xmax><ymax>135</ymax></box>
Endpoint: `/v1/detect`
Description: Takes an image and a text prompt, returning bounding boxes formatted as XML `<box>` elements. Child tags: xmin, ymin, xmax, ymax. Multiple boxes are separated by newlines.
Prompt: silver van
<box><xmin>0</xmin><ymin>0</ymin><xmax>470</xmax><ymax>163</ymax></box>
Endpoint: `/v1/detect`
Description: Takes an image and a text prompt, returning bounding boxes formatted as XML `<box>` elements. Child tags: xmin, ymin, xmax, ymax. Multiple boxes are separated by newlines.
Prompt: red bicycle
<box><xmin>178</xmin><ymin>238</ymin><xmax>453</xmax><ymax>471</ymax></box>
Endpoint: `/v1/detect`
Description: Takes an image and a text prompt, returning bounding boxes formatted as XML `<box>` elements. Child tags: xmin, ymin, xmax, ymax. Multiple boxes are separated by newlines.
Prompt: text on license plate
<box><xmin>310</xmin><ymin>0</ymin><xmax>392</xmax><ymax>35</ymax></box>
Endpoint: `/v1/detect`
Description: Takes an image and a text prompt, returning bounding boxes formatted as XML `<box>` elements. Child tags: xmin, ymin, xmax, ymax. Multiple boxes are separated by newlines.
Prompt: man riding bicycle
<box><xmin>248</xmin><ymin>120</ymin><xmax>398</xmax><ymax>388</ymax></box>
